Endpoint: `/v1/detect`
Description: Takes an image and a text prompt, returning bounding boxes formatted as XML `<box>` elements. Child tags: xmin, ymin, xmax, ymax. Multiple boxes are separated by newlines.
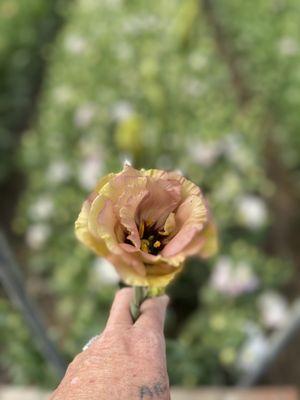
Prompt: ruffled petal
<box><xmin>198</xmin><ymin>221</ymin><xmax>218</xmax><ymax>258</ymax></box>
<box><xmin>117</xmin><ymin>176</ymin><xmax>148</xmax><ymax>248</ymax></box>
<box><xmin>143</xmin><ymin>169</ymin><xmax>201</xmax><ymax>198</ymax></box>
<box><xmin>138</xmin><ymin>178</ymin><xmax>182</xmax><ymax>228</ymax></box>
<box><xmin>75</xmin><ymin>200</ymin><xmax>108</xmax><ymax>256</ymax></box>
<box><xmin>109</xmin><ymin>253</ymin><xmax>183</xmax><ymax>288</ymax></box>
<box><xmin>162</xmin><ymin>195</ymin><xmax>207</xmax><ymax>257</ymax></box>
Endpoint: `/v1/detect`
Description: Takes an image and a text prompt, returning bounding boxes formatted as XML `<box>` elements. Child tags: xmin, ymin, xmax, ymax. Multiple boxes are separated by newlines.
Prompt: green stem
<box><xmin>130</xmin><ymin>286</ymin><xmax>148</xmax><ymax>322</ymax></box>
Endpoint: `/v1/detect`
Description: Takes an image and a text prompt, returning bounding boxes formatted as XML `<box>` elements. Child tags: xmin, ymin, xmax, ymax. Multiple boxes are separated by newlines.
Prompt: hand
<box><xmin>50</xmin><ymin>288</ymin><xmax>170</xmax><ymax>400</ymax></box>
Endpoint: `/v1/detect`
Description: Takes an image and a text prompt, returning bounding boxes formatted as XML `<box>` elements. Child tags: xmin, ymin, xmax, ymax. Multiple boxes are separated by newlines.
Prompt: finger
<box><xmin>106</xmin><ymin>287</ymin><xmax>133</xmax><ymax>329</ymax></box>
<box><xmin>135</xmin><ymin>295</ymin><xmax>169</xmax><ymax>332</ymax></box>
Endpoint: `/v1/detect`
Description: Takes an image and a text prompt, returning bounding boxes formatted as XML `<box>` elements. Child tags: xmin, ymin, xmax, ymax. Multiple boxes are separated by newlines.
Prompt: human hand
<box><xmin>50</xmin><ymin>288</ymin><xmax>170</xmax><ymax>400</ymax></box>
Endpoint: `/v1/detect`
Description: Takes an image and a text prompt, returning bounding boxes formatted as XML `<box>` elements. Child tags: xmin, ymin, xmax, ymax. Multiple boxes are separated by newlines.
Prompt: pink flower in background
<box><xmin>75</xmin><ymin>165</ymin><xmax>218</xmax><ymax>288</ymax></box>
<box><xmin>210</xmin><ymin>256</ymin><xmax>259</xmax><ymax>297</ymax></box>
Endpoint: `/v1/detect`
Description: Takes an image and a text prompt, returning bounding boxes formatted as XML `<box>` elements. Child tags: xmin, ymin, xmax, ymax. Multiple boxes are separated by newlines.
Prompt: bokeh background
<box><xmin>1</xmin><ymin>0</ymin><xmax>300</xmax><ymax>390</ymax></box>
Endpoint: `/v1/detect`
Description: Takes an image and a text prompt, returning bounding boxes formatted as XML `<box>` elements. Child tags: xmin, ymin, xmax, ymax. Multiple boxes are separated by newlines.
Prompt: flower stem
<box><xmin>130</xmin><ymin>286</ymin><xmax>148</xmax><ymax>322</ymax></box>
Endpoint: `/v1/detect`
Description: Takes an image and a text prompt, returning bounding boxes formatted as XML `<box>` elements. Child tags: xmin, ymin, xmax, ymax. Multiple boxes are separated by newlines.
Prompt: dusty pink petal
<box><xmin>114</xmin><ymin>221</ymin><xmax>125</xmax><ymax>243</ymax></box>
<box><xmin>162</xmin><ymin>227</ymin><xmax>199</xmax><ymax>257</ymax></box>
<box><xmin>119</xmin><ymin>243</ymin><xmax>139</xmax><ymax>252</ymax></box>
<box><xmin>175</xmin><ymin>195</ymin><xmax>207</xmax><ymax>230</ymax></box>
<box><xmin>111</xmin><ymin>165</ymin><xmax>143</xmax><ymax>192</ymax></box>
<box><xmin>117</xmin><ymin>178</ymin><xmax>148</xmax><ymax>248</ymax></box>
<box><xmin>90</xmin><ymin>199</ymin><xmax>120</xmax><ymax>254</ymax></box>
<box><xmin>160</xmin><ymin>212</ymin><xmax>176</xmax><ymax>237</ymax></box>
<box><xmin>162</xmin><ymin>195</ymin><xmax>207</xmax><ymax>257</ymax></box>
<box><xmin>138</xmin><ymin>178</ymin><xmax>182</xmax><ymax>228</ymax></box>
<box><xmin>87</xmin><ymin>195</ymin><xmax>108</xmax><ymax>238</ymax></box>
<box><xmin>111</xmin><ymin>248</ymin><xmax>146</xmax><ymax>277</ymax></box>
<box><xmin>144</xmin><ymin>169</ymin><xmax>201</xmax><ymax>198</ymax></box>
<box><xmin>119</xmin><ymin>242</ymin><xmax>161</xmax><ymax>263</ymax></box>
<box><xmin>179</xmin><ymin>235</ymin><xmax>205</xmax><ymax>257</ymax></box>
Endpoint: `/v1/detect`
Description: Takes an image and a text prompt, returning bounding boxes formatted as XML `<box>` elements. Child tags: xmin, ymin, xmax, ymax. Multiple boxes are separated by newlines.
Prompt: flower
<box><xmin>111</xmin><ymin>101</ymin><xmax>134</xmax><ymax>122</ymax></box>
<box><xmin>64</xmin><ymin>34</ymin><xmax>87</xmax><ymax>55</ymax></box>
<box><xmin>29</xmin><ymin>196</ymin><xmax>54</xmax><ymax>220</ymax></box>
<box><xmin>187</xmin><ymin>139</ymin><xmax>221</xmax><ymax>167</ymax></box>
<box><xmin>75</xmin><ymin>165</ymin><xmax>218</xmax><ymax>288</ymax></box>
<box><xmin>210</xmin><ymin>256</ymin><xmax>259</xmax><ymax>297</ymax></box>
<box><xmin>26</xmin><ymin>224</ymin><xmax>51</xmax><ymax>250</ymax></box>
<box><xmin>46</xmin><ymin>160</ymin><xmax>71</xmax><ymax>184</ymax></box>
<box><xmin>237</xmin><ymin>195</ymin><xmax>268</xmax><ymax>230</ymax></box>
<box><xmin>237</xmin><ymin>324</ymin><xmax>269</xmax><ymax>371</ymax></box>
<box><xmin>258</xmin><ymin>291</ymin><xmax>289</xmax><ymax>329</ymax></box>
<box><xmin>78</xmin><ymin>153</ymin><xmax>103</xmax><ymax>191</ymax></box>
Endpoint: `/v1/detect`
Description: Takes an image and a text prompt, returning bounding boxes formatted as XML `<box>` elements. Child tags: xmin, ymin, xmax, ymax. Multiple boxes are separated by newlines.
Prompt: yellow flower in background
<box><xmin>75</xmin><ymin>165</ymin><xmax>218</xmax><ymax>288</ymax></box>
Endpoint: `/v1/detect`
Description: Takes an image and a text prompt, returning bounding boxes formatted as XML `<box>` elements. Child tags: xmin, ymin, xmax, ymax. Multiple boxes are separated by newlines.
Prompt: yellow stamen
<box><xmin>139</xmin><ymin>220</ymin><xmax>145</xmax><ymax>238</ymax></box>
<box><xmin>158</xmin><ymin>230</ymin><xmax>168</xmax><ymax>236</ymax></box>
<box><xmin>146</xmin><ymin>219</ymin><xmax>153</xmax><ymax>227</ymax></box>
<box><xmin>141</xmin><ymin>239</ymin><xmax>149</xmax><ymax>253</ymax></box>
<box><xmin>153</xmin><ymin>240</ymin><xmax>161</xmax><ymax>248</ymax></box>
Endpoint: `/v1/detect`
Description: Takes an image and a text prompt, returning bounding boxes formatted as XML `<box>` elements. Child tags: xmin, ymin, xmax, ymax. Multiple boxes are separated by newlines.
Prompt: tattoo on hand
<box><xmin>139</xmin><ymin>381</ymin><xmax>168</xmax><ymax>399</ymax></box>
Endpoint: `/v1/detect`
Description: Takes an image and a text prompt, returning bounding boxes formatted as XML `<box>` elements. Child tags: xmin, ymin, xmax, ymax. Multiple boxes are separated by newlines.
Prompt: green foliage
<box><xmin>2</xmin><ymin>0</ymin><xmax>299</xmax><ymax>387</ymax></box>
<box><xmin>0</xmin><ymin>0</ymin><xmax>64</xmax><ymax>182</ymax></box>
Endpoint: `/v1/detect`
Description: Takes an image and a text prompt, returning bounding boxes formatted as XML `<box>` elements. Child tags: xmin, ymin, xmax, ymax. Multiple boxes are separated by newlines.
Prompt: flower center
<box><xmin>138</xmin><ymin>220</ymin><xmax>165</xmax><ymax>255</ymax></box>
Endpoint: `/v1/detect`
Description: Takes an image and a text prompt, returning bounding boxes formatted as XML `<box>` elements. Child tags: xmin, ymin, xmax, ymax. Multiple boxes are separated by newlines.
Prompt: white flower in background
<box><xmin>46</xmin><ymin>160</ymin><xmax>71</xmax><ymax>184</ymax></box>
<box><xmin>259</xmin><ymin>291</ymin><xmax>289</xmax><ymax>329</ymax></box>
<box><xmin>210</xmin><ymin>256</ymin><xmax>259</xmax><ymax>297</ymax></box>
<box><xmin>111</xmin><ymin>101</ymin><xmax>134</xmax><ymax>121</ymax></box>
<box><xmin>93</xmin><ymin>258</ymin><xmax>119</xmax><ymax>285</ymax></box>
<box><xmin>237</xmin><ymin>331</ymin><xmax>270</xmax><ymax>372</ymax></box>
<box><xmin>278</xmin><ymin>36</ymin><xmax>298</xmax><ymax>56</ymax></box>
<box><xmin>26</xmin><ymin>224</ymin><xmax>51</xmax><ymax>250</ymax></box>
<box><xmin>78</xmin><ymin>153</ymin><xmax>103</xmax><ymax>191</ymax></box>
<box><xmin>187</xmin><ymin>139</ymin><xmax>221</xmax><ymax>167</ymax></box>
<box><xmin>29</xmin><ymin>196</ymin><xmax>54</xmax><ymax>220</ymax></box>
<box><xmin>74</xmin><ymin>103</ymin><xmax>96</xmax><ymax>128</ymax></box>
<box><xmin>64</xmin><ymin>34</ymin><xmax>87</xmax><ymax>54</ymax></box>
<box><xmin>237</xmin><ymin>195</ymin><xmax>268</xmax><ymax>230</ymax></box>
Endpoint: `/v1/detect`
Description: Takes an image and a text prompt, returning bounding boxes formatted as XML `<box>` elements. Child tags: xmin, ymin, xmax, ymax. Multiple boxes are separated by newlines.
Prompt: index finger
<box><xmin>135</xmin><ymin>295</ymin><xmax>169</xmax><ymax>332</ymax></box>
<box><xmin>106</xmin><ymin>288</ymin><xmax>134</xmax><ymax>329</ymax></box>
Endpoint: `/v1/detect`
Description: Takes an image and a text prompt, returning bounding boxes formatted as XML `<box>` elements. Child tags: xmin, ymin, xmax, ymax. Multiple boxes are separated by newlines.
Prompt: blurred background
<box><xmin>0</xmin><ymin>0</ymin><xmax>300</xmax><ymax>392</ymax></box>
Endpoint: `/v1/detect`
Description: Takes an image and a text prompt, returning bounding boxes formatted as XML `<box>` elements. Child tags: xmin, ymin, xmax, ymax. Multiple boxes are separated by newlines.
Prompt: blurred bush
<box><xmin>2</xmin><ymin>0</ymin><xmax>300</xmax><ymax>387</ymax></box>
<box><xmin>0</xmin><ymin>0</ymin><xmax>65</xmax><ymax>182</ymax></box>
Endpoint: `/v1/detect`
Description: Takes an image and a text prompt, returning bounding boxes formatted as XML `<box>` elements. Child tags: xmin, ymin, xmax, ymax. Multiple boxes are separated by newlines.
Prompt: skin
<box><xmin>50</xmin><ymin>288</ymin><xmax>170</xmax><ymax>400</ymax></box>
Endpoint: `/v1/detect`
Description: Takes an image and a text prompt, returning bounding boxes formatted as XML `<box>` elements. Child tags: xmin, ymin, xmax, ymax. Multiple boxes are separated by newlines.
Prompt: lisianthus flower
<box><xmin>75</xmin><ymin>165</ymin><xmax>217</xmax><ymax>288</ymax></box>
